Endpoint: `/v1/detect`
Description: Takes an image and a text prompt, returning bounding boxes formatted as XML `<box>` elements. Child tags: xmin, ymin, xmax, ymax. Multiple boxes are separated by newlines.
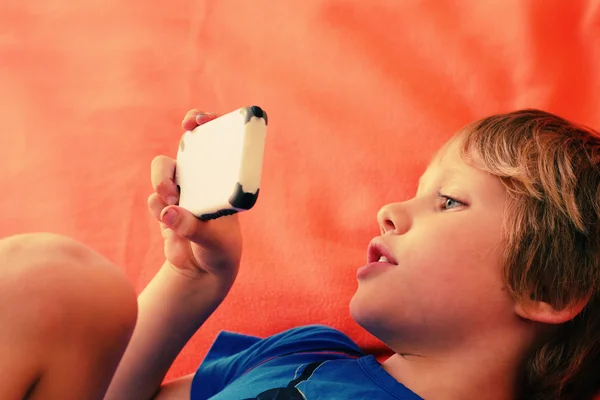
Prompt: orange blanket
<box><xmin>1</xmin><ymin>0</ymin><xmax>598</xmax><ymax>392</ymax></box>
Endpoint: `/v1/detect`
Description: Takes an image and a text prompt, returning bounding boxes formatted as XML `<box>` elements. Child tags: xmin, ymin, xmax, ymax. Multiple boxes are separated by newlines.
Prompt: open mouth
<box><xmin>358</xmin><ymin>239</ymin><xmax>399</xmax><ymax>279</ymax></box>
<box><xmin>367</xmin><ymin>239</ymin><xmax>398</xmax><ymax>265</ymax></box>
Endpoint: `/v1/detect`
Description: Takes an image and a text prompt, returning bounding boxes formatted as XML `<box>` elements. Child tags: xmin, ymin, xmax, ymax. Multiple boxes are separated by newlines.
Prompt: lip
<box><xmin>357</xmin><ymin>238</ymin><xmax>398</xmax><ymax>280</ymax></box>
<box><xmin>357</xmin><ymin>261</ymin><xmax>395</xmax><ymax>280</ymax></box>
<box><xmin>366</xmin><ymin>237</ymin><xmax>398</xmax><ymax>265</ymax></box>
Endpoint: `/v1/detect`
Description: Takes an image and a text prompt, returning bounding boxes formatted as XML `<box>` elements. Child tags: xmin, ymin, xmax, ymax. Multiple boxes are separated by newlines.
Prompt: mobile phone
<box><xmin>175</xmin><ymin>106</ymin><xmax>268</xmax><ymax>220</ymax></box>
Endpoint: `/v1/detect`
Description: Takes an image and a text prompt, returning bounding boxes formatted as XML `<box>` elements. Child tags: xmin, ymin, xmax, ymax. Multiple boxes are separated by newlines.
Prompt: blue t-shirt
<box><xmin>191</xmin><ymin>324</ymin><xmax>423</xmax><ymax>399</ymax></box>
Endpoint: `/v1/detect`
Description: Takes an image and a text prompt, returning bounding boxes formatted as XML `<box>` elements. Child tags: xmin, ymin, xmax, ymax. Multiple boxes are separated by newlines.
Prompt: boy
<box><xmin>0</xmin><ymin>109</ymin><xmax>598</xmax><ymax>399</ymax></box>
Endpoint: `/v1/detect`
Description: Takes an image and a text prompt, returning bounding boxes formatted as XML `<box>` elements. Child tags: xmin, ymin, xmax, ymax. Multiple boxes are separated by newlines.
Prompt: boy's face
<box><xmin>350</xmin><ymin>139</ymin><xmax>517</xmax><ymax>352</ymax></box>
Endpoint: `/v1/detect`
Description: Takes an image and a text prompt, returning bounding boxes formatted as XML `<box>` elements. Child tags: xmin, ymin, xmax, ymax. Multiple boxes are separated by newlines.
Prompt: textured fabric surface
<box><xmin>190</xmin><ymin>325</ymin><xmax>421</xmax><ymax>399</ymax></box>
<box><xmin>1</xmin><ymin>0</ymin><xmax>599</xmax><ymax>390</ymax></box>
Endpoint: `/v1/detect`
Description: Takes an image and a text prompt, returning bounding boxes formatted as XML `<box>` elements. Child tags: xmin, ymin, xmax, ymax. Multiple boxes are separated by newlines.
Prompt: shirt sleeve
<box><xmin>190</xmin><ymin>324</ymin><xmax>365</xmax><ymax>399</ymax></box>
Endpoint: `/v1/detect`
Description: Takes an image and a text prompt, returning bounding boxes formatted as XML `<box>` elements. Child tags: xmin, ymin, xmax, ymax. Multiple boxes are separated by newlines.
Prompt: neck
<box><xmin>381</xmin><ymin>328</ymin><xmax>532</xmax><ymax>400</ymax></box>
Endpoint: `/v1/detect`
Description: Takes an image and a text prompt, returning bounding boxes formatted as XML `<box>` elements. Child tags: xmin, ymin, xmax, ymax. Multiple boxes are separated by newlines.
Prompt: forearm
<box><xmin>104</xmin><ymin>261</ymin><xmax>232</xmax><ymax>400</ymax></box>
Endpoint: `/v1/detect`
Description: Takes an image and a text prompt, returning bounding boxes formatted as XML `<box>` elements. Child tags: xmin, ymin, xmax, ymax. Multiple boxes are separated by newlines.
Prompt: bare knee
<box><xmin>0</xmin><ymin>233</ymin><xmax>138</xmax><ymax>398</ymax></box>
<box><xmin>0</xmin><ymin>232</ymin><xmax>137</xmax><ymax>331</ymax></box>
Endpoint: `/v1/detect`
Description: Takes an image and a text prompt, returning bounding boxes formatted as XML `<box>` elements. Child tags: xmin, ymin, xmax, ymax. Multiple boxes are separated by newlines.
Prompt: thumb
<box><xmin>160</xmin><ymin>205</ymin><xmax>207</xmax><ymax>244</ymax></box>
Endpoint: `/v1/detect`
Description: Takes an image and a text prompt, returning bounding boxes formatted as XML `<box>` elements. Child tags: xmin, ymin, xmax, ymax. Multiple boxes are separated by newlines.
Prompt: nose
<box><xmin>377</xmin><ymin>202</ymin><xmax>412</xmax><ymax>235</ymax></box>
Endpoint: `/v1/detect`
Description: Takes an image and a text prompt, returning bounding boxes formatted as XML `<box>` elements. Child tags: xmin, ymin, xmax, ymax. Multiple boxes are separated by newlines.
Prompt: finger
<box><xmin>160</xmin><ymin>205</ymin><xmax>214</xmax><ymax>245</ymax></box>
<box><xmin>150</xmin><ymin>155</ymin><xmax>178</xmax><ymax>205</ymax></box>
<box><xmin>181</xmin><ymin>108</ymin><xmax>200</xmax><ymax>131</ymax></box>
<box><xmin>196</xmin><ymin>113</ymin><xmax>219</xmax><ymax>125</ymax></box>
<box><xmin>183</xmin><ymin>108</ymin><xmax>200</xmax><ymax>120</ymax></box>
<box><xmin>147</xmin><ymin>193</ymin><xmax>167</xmax><ymax>221</ymax></box>
<box><xmin>161</xmin><ymin>228</ymin><xmax>199</xmax><ymax>272</ymax></box>
<box><xmin>182</xmin><ymin>111</ymin><xmax>219</xmax><ymax>132</ymax></box>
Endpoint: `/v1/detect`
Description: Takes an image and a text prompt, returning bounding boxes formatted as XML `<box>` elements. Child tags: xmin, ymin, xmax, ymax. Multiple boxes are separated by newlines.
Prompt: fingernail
<box><xmin>163</xmin><ymin>209</ymin><xmax>178</xmax><ymax>226</ymax></box>
<box><xmin>166</xmin><ymin>196</ymin><xmax>177</xmax><ymax>205</ymax></box>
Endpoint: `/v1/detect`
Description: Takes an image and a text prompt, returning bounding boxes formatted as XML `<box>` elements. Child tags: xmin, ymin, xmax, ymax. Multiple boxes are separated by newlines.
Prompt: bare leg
<box><xmin>0</xmin><ymin>233</ymin><xmax>137</xmax><ymax>400</ymax></box>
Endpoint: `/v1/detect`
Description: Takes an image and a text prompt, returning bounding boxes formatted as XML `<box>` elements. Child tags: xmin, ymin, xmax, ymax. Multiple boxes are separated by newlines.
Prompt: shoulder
<box><xmin>192</xmin><ymin>324</ymin><xmax>365</xmax><ymax>397</ymax></box>
<box><xmin>255</xmin><ymin>324</ymin><xmax>363</xmax><ymax>354</ymax></box>
<box><xmin>265</xmin><ymin>324</ymin><xmax>361</xmax><ymax>348</ymax></box>
<box><xmin>208</xmin><ymin>324</ymin><xmax>364</xmax><ymax>362</ymax></box>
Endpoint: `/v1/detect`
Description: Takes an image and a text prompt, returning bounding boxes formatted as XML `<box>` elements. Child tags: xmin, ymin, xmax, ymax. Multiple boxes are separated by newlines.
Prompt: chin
<box><xmin>350</xmin><ymin>284</ymin><xmax>413</xmax><ymax>349</ymax></box>
<box><xmin>349</xmin><ymin>287</ymin><xmax>383</xmax><ymax>333</ymax></box>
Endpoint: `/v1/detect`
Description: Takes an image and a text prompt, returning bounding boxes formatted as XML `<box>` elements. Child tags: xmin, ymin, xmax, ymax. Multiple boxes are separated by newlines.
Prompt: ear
<box><xmin>515</xmin><ymin>295</ymin><xmax>590</xmax><ymax>324</ymax></box>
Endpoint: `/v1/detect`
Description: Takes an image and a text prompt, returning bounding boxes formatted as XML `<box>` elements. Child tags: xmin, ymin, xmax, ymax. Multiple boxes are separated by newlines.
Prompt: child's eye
<box><xmin>437</xmin><ymin>193</ymin><xmax>465</xmax><ymax>211</ymax></box>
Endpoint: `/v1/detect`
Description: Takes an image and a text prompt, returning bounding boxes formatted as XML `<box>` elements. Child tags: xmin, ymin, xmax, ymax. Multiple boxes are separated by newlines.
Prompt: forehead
<box><xmin>418</xmin><ymin>139</ymin><xmax>462</xmax><ymax>182</ymax></box>
<box><xmin>418</xmin><ymin>139</ymin><xmax>504</xmax><ymax>196</ymax></box>
<box><xmin>435</xmin><ymin>138</ymin><xmax>475</xmax><ymax>168</ymax></box>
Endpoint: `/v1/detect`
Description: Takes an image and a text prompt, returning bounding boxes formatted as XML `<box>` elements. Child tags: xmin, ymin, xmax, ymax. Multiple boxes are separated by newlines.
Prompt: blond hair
<box><xmin>455</xmin><ymin>109</ymin><xmax>600</xmax><ymax>399</ymax></box>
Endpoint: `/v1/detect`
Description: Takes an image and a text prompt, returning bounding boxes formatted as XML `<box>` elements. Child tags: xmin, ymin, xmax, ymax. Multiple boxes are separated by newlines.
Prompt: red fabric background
<box><xmin>1</xmin><ymin>0</ymin><xmax>599</xmax><ymax>393</ymax></box>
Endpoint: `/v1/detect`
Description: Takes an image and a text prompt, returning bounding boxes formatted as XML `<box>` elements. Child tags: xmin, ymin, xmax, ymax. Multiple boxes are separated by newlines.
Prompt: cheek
<box><xmin>350</xmin><ymin>220</ymin><xmax>514</xmax><ymax>333</ymax></box>
<box><xmin>392</xmin><ymin>221</ymin><xmax>509</xmax><ymax>308</ymax></box>
<box><xmin>408</xmin><ymin>226</ymin><xmax>511</xmax><ymax>309</ymax></box>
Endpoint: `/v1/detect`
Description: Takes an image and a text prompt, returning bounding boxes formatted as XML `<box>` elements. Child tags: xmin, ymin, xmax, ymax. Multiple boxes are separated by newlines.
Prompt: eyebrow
<box><xmin>417</xmin><ymin>174</ymin><xmax>425</xmax><ymax>193</ymax></box>
<box><xmin>416</xmin><ymin>171</ymin><xmax>430</xmax><ymax>194</ymax></box>
<box><xmin>417</xmin><ymin>167</ymin><xmax>465</xmax><ymax>193</ymax></box>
